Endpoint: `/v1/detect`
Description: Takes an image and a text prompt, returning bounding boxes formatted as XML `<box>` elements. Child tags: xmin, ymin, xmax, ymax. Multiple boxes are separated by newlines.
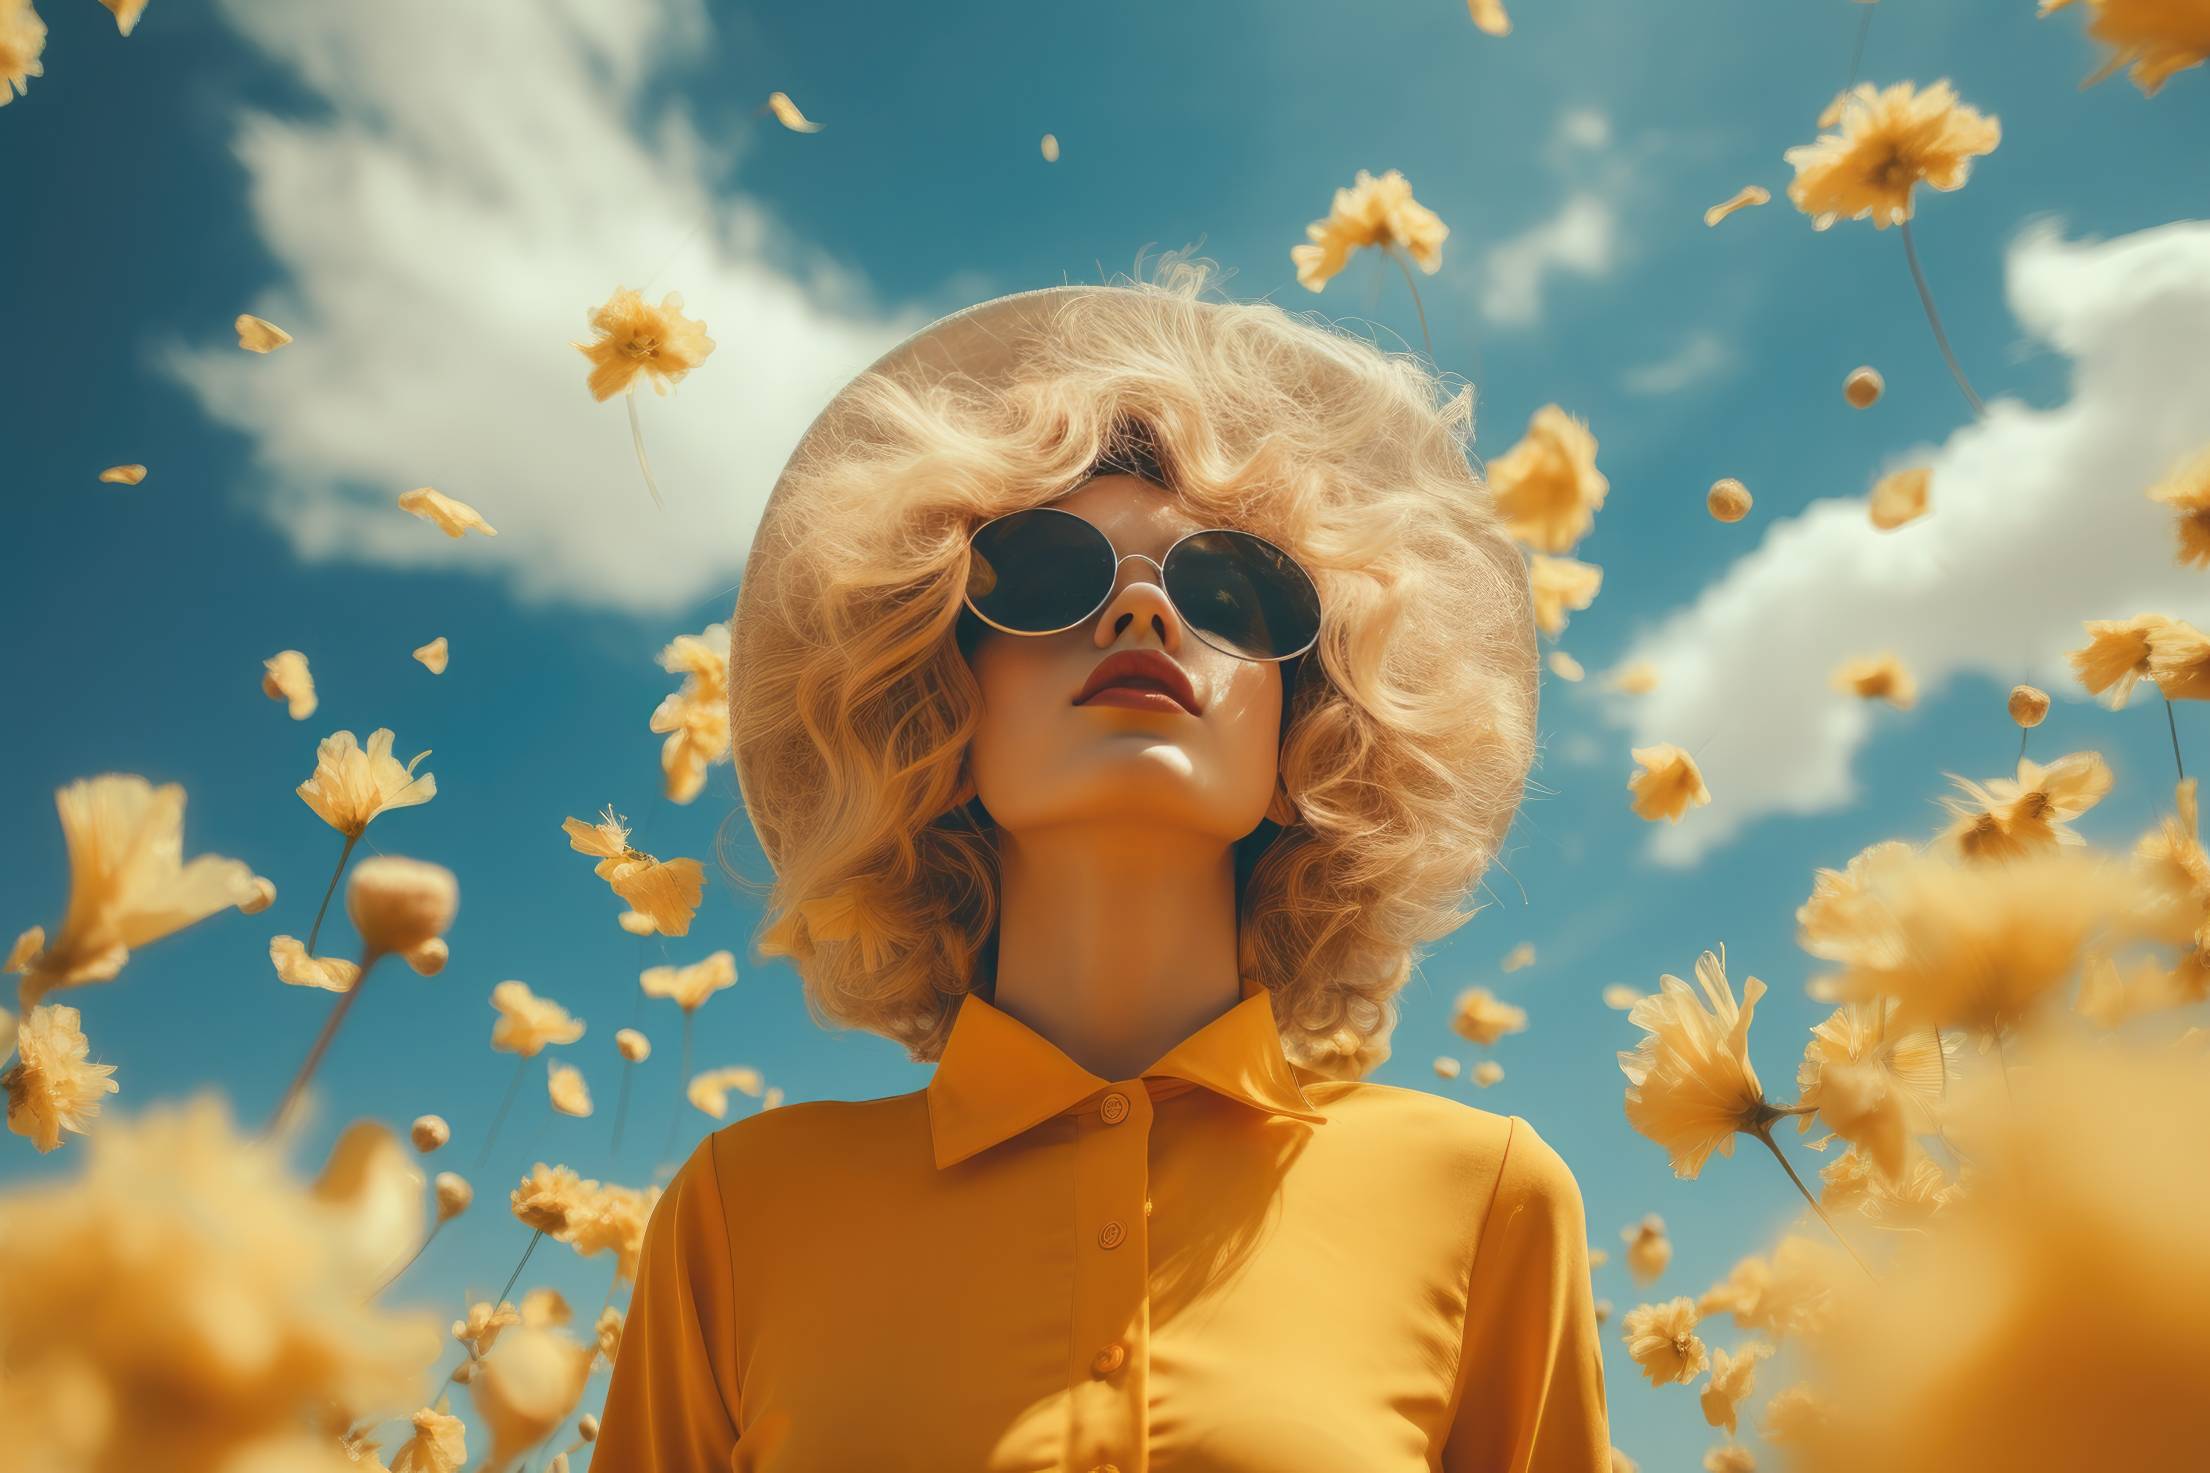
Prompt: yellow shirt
<box><xmin>593</xmin><ymin>974</ymin><xmax>1610</xmax><ymax>1472</ymax></box>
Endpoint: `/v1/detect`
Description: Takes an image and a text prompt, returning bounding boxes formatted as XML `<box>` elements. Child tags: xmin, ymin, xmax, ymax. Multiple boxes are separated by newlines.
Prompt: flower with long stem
<box><xmin>1784</xmin><ymin>80</ymin><xmax>2001</xmax><ymax>418</ymax></box>
<box><xmin>475</xmin><ymin>981</ymin><xmax>585</xmax><ymax>1169</ymax></box>
<box><xmin>2069</xmin><ymin>614</ymin><xmax>2189</xmax><ymax>781</ymax></box>
<box><xmin>1289</xmin><ymin>168</ymin><xmax>1448</xmax><ymax>363</ymax></box>
<box><xmin>572</xmin><ymin>286</ymin><xmax>716</xmax><ymax>510</ymax></box>
<box><xmin>294</xmin><ymin>727</ymin><xmax>437</xmax><ymax>956</ymax></box>
<box><xmin>642</xmin><ymin>950</ymin><xmax>736</xmax><ymax>1158</ymax></box>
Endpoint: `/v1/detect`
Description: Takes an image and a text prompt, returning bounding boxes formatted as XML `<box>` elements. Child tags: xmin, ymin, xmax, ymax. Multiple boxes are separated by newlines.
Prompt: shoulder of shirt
<box><xmin>694</xmin><ymin>1088</ymin><xmax>932</xmax><ymax>1178</ymax></box>
<box><xmin>1295</xmin><ymin>1073</ymin><xmax>1584</xmax><ymax>1209</ymax></box>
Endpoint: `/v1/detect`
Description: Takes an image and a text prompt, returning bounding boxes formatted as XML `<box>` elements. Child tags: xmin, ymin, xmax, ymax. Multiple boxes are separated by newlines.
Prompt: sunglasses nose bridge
<box><xmin>1094</xmin><ymin>549</ymin><xmax>1180</xmax><ymax>635</ymax></box>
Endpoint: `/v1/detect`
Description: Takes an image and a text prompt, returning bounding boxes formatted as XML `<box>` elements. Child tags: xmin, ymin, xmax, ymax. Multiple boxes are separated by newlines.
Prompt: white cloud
<box><xmin>1599</xmin><ymin>218</ymin><xmax>2210</xmax><ymax>866</ymax></box>
<box><xmin>1620</xmin><ymin>330</ymin><xmax>1738</xmax><ymax>396</ymax></box>
<box><xmin>1478</xmin><ymin>193</ymin><xmax>1618</xmax><ymax>327</ymax></box>
<box><xmin>1554</xmin><ymin>108</ymin><xmax>1612</xmax><ymax>153</ymax></box>
<box><xmin>158</xmin><ymin>0</ymin><xmax>934</xmax><ymax>615</ymax></box>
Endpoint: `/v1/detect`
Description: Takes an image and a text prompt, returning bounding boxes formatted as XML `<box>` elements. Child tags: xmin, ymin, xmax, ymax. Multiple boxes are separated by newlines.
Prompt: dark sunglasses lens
<box><xmin>966</xmin><ymin>509</ymin><xmax>1114</xmax><ymax>633</ymax></box>
<box><xmin>1166</xmin><ymin>531</ymin><xmax>1322</xmax><ymax>661</ymax></box>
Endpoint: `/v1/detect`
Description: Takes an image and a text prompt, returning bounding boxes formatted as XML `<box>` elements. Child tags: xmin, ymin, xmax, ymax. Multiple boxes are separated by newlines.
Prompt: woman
<box><xmin>593</xmin><ymin>260</ymin><xmax>1610</xmax><ymax>1471</ymax></box>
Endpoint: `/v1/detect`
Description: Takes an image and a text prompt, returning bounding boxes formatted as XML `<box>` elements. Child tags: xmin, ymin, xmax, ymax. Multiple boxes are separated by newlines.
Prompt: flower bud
<box><xmin>239</xmin><ymin>875</ymin><xmax>278</xmax><ymax>915</ymax></box>
<box><xmin>345</xmin><ymin>856</ymin><xmax>458</xmax><ymax>959</ymax></box>
<box><xmin>616</xmin><ymin>1028</ymin><xmax>651</xmax><ymax>1063</ymax></box>
<box><xmin>2008</xmin><ymin>684</ymin><xmax>2050</xmax><ymax>728</ymax></box>
<box><xmin>412</xmin><ymin>1114</ymin><xmax>450</xmax><ymax>1152</ymax></box>
<box><xmin>404</xmin><ymin>936</ymin><xmax>450</xmax><ymax>977</ymax></box>
<box><xmin>435</xmin><ymin>1170</ymin><xmax>473</xmax><ymax>1221</ymax></box>
<box><xmin>1844</xmin><ymin>365</ymin><xmax>1884</xmax><ymax>408</ymax></box>
<box><xmin>579</xmin><ymin>1414</ymin><xmax>600</xmax><ymax>1441</ymax></box>
<box><xmin>1706</xmin><ymin>478</ymin><xmax>1752</xmax><ymax>523</ymax></box>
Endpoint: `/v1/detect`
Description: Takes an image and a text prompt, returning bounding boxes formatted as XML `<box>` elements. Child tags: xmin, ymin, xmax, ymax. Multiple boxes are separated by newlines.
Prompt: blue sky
<box><xmin>5</xmin><ymin>0</ymin><xmax>2209</xmax><ymax>1467</ymax></box>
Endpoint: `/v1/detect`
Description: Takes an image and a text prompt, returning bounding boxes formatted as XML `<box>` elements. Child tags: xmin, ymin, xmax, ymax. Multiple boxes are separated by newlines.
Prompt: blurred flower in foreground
<box><xmin>1487</xmin><ymin>404</ymin><xmax>1609</xmax><ymax>554</ymax></box>
<box><xmin>1622</xmin><ymin>1296</ymin><xmax>1708</xmax><ymax>1385</ymax></box>
<box><xmin>0</xmin><ymin>1096</ymin><xmax>440</xmax><ymax>1472</ymax></box>
<box><xmin>1792</xmin><ymin>996</ymin><xmax>1953</xmax><ymax>1182</ymax></box>
<box><xmin>651</xmin><ymin>621</ymin><xmax>733</xmax><ymax>803</ymax></box>
<box><xmin>3</xmin><ymin>1003</ymin><xmax>119</xmax><ymax>1152</ymax></box>
<box><xmin>1787</xmin><ymin>1025</ymin><xmax>2210</xmax><ymax>1471</ymax></box>
<box><xmin>1628</xmin><ymin>743</ymin><xmax>1710</xmax><ymax>823</ymax></box>
<box><xmin>1449</xmin><ymin>984</ymin><xmax>1528</xmax><ymax>1047</ymax></box>
<box><xmin>1290</xmin><ymin>167</ymin><xmax>1448</xmax><ymax>290</ymax></box>
<box><xmin>1783</xmin><ymin>79</ymin><xmax>2000</xmax><ymax>230</ymax></box>
<box><xmin>1528</xmin><ymin>554</ymin><xmax>1603</xmax><ymax>637</ymax></box>
<box><xmin>1618</xmin><ymin>947</ymin><xmax>1769</xmax><ymax>1178</ymax></box>
<box><xmin>1699</xmin><ymin>1233</ymin><xmax>1849</xmax><ymax>1339</ymax></box>
<box><xmin>298</xmin><ymin>728</ymin><xmax>437</xmax><ymax>838</ymax></box>
<box><xmin>1622</xmin><ymin>1212</ymin><xmax>1672</xmax><ymax>1284</ymax></box>
<box><xmin>8</xmin><ymin>773</ymin><xmax>261</xmax><ymax>1009</ymax></box>
<box><xmin>1703</xmin><ymin>185</ymin><xmax>1768</xmax><ymax>226</ymax></box>
<box><xmin>1465</xmin><ymin>0</ymin><xmax>1510</xmax><ymax>36</ymax></box>
<box><xmin>2145</xmin><ymin>441</ymin><xmax>2210</xmax><ymax>564</ymax></box>
<box><xmin>234</xmin><ymin>312</ymin><xmax>292</xmax><ymax>352</ymax></box>
<box><xmin>2134</xmin><ymin>776</ymin><xmax>2210</xmax><ymax>949</ymax></box>
<box><xmin>262</xmin><ymin>648</ymin><xmax>317</xmax><ymax>718</ymax></box>
<box><xmin>385</xmin><ymin>1407</ymin><xmax>467</xmax><ymax>1473</ymax></box>
<box><xmin>398</xmin><ymin>485</ymin><xmax>498</xmax><ymax>538</ymax></box>
<box><xmin>2068</xmin><ymin>612</ymin><xmax>2175</xmax><ymax>707</ymax></box>
<box><xmin>1935</xmin><ymin>749</ymin><xmax>2112</xmax><ymax>860</ymax></box>
<box><xmin>1866</xmin><ymin>465</ymin><xmax>1929</xmax><ymax>529</ymax></box>
<box><xmin>689</xmin><ymin>1064</ymin><xmax>765</xmax><ymax>1118</ymax></box>
<box><xmin>1701</xmin><ymin>1340</ymin><xmax>1775</xmax><ymax>1435</ymax></box>
<box><xmin>764</xmin><ymin>89</ymin><xmax>822</xmax><ymax>131</ymax></box>
<box><xmin>563</xmin><ymin>806</ymin><xmax>705</xmax><ymax>936</ymax></box>
<box><xmin>97</xmin><ymin>463</ymin><xmax>147</xmax><ymax>485</ymax></box>
<box><xmin>1830</xmin><ymin>651</ymin><xmax>1916</xmax><ymax>709</ymax></box>
<box><xmin>471</xmin><ymin>1323</ymin><xmax>595</xmax><ymax>1473</ymax></box>
<box><xmin>574</xmin><ymin>286</ymin><xmax>716</xmax><ymax>403</ymax></box>
<box><xmin>2040</xmin><ymin>0</ymin><xmax>2210</xmax><ymax>95</ymax></box>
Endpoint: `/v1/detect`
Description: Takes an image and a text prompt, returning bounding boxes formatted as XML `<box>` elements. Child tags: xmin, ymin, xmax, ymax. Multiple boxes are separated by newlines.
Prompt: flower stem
<box><xmin>305</xmin><ymin>830</ymin><xmax>361</xmax><ymax>956</ymax></box>
<box><xmin>2165</xmin><ymin>694</ymin><xmax>2187</xmax><ymax>783</ymax></box>
<box><xmin>610</xmin><ymin>1059</ymin><xmax>636</xmax><ymax>1155</ymax></box>
<box><xmin>1844</xmin><ymin>1</ymin><xmax>1874</xmax><ymax>88</ymax></box>
<box><xmin>497</xmin><ymin>1227</ymin><xmax>545</xmax><ymax>1307</ymax></box>
<box><xmin>266</xmin><ymin>948</ymin><xmax>383</xmax><ymax>1137</ymax></box>
<box><xmin>1385</xmin><ymin>244</ymin><xmax>1437</xmax><ymax>365</ymax></box>
<box><xmin>626</xmin><ymin>389</ymin><xmax>667</xmax><ymax>511</ymax></box>
<box><xmin>1750</xmin><ymin>1123</ymin><xmax>1876</xmax><ymax>1281</ymax></box>
<box><xmin>475</xmin><ymin>1054</ymin><xmax>529</xmax><ymax>1170</ymax></box>
<box><xmin>1900</xmin><ymin>216</ymin><xmax>1986</xmax><ymax>420</ymax></box>
<box><xmin>2018</xmin><ymin>726</ymin><xmax>2028</xmax><ymax>763</ymax></box>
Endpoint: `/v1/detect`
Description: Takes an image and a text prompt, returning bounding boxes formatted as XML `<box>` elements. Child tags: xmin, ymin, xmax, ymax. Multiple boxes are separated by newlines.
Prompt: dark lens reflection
<box><xmin>966</xmin><ymin>508</ymin><xmax>1116</xmax><ymax>633</ymax></box>
<box><xmin>1166</xmin><ymin>531</ymin><xmax>1321</xmax><ymax>661</ymax></box>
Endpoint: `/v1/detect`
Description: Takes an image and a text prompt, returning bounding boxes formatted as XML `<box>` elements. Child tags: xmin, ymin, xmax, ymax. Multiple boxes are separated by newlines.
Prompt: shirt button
<box><xmin>1090</xmin><ymin>1341</ymin><xmax>1127</xmax><ymax>1377</ymax></box>
<box><xmin>1097</xmin><ymin>1219</ymin><xmax>1126</xmax><ymax>1250</ymax></box>
<box><xmin>1099</xmin><ymin>1090</ymin><xmax>1129</xmax><ymax>1125</ymax></box>
<box><xmin>1143</xmin><ymin>1196</ymin><xmax>1153</xmax><ymax>1217</ymax></box>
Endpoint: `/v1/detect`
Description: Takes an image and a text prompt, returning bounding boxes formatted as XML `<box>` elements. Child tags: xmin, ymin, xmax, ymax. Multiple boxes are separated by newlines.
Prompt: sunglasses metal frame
<box><xmin>961</xmin><ymin>505</ymin><xmax>1323</xmax><ymax>664</ymax></box>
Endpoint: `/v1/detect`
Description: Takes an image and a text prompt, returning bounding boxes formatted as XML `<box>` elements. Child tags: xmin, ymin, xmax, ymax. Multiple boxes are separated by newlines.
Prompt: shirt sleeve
<box><xmin>1439</xmin><ymin>1114</ymin><xmax>1612</xmax><ymax>1473</ymax></box>
<box><xmin>592</xmin><ymin>1133</ymin><xmax>743</xmax><ymax>1473</ymax></box>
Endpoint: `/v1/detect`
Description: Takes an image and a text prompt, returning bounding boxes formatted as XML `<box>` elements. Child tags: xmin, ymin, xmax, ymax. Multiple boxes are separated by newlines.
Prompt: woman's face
<box><xmin>964</xmin><ymin>474</ymin><xmax>1285</xmax><ymax>842</ymax></box>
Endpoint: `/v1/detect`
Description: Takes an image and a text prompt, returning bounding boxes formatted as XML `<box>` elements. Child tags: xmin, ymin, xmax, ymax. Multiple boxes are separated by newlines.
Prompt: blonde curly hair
<box><xmin>720</xmin><ymin>254</ymin><xmax>1538</xmax><ymax>1070</ymax></box>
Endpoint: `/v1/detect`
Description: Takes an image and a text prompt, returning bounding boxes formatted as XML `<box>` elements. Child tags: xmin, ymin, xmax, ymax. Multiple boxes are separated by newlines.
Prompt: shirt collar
<box><xmin>927</xmin><ymin>972</ymin><xmax>1328</xmax><ymax>1169</ymax></box>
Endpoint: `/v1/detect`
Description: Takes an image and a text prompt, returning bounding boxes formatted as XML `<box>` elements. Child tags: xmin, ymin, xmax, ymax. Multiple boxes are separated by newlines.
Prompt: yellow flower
<box><xmin>1783</xmin><ymin>79</ymin><xmax>2001</xmax><ymax>230</ymax></box>
<box><xmin>764</xmin><ymin>89</ymin><xmax>823</xmax><ymax>131</ymax></box>
<box><xmin>1619</xmin><ymin>948</ymin><xmax>1770</xmax><ymax>1178</ymax></box>
<box><xmin>1290</xmin><ymin>168</ymin><xmax>1449</xmax><ymax>291</ymax></box>
<box><xmin>1819</xmin><ymin>1145</ymin><xmax>1960</xmax><ymax>1230</ymax></box>
<box><xmin>651</xmin><ymin>622</ymin><xmax>733</xmax><ymax>804</ymax></box>
<box><xmin>639</xmin><ymin>949</ymin><xmax>738</xmax><ymax>1013</ymax></box>
<box><xmin>546</xmin><ymin>1059</ymin><xmax>592</xmax><ymax>1118</ymax></box>
<box><xmin>452</xmin><ymin>1299</ymin><xmax>520</xmax><ymax>1358</ymax></box>
<box><xmin>1486</xmin><ymin>404</ymin><xmax>1610</xmax><ymax>553</ymax></box>
<box><xmin>1547</xmin><ymin>650</ymin><xmax>1586</xmax><ymax>682</ymax></box>
<box><xmin>1528</xmin><ymin>554</ymin><xmax>1604</xmax><ymax>636</ymax></box>
<box><xmin>489</xmin><ymin>980</ymin><xmax>584</xmax><ymax>1058</ymax></box>
<box><xmin>261</xmin><ymin>648</ymin><xmax>317</xmax><ymax>718</ymax></box>
<box><xmin>2146</xmin><ymin>617</ymin><xmax>2210</xmax><ymax>698</ymax></box>
<box><xmin>2134</xmin><ymin>777</ymin><xmax>2210</xmax><ymax>947</ymax></box>
<box><xmin>1702</xmin><ymin>1340</ymin><xmax>1776</xmax><ymax>1435</ymax></box>
<box><xmin>562</xmin><ymin>805</ymin><xmax>706</xmax><ymax>936</ymax></box>
<box><xmin>97</xmin><ymin>0</ymin><xmax>148</xmax><ymax>35</ymax></box>
<box><xmin>1623</xmin><ymin>1212</ymin><xmax>1672</xmax><ymax>1284</ymax></box>
<box><xmin>1935</xmin><ymin>749</ymin><xmax>2114</xmax><ymax>860</ymax></box>
<box><xmin>2007</xmin><ymin>683</ymin><xmax>2050</xmax><ymax>727</ymax></box>
<box><xmin>270</xmin><ymin>934</ymin><xmax>362</xmax><ymax>993</ymax></box>
<box><xmin>573</xmin><ymin>286</ymin><xmax>716</xmax><ymax>402</ymax></box>
<box><xmin>97</xmin><ymin>462</ymin><xmax>148</xmax><ymax>485</ymax></box>
<box><xmin>1830</xmin><ymin>651</ymin><xmax>1916</xmax><ymax>708</ymax></box>
<box><xmin>688</xmin><ymin>1065</ymin><xmax>765</xmax><ymax>1119</ymax></box>
<box><xmin>2073</xmin><ymin>949</ymin><xmax>2209</xmax><ymax>1026</ymax></box>
<box><xmin>594</xmin><ymin>1306</ymin><xmax>623</xmax><ymax>1366</ymax></box>
<box><xmin>1761</xmin><ymin>1382</ymin><xmax>1837</xmax><ymax>1445</ymax></box>
<box><xmin>1702</xmin><ymin>1443</ymin><xmax>1755</xmax><ymax>1473</ymax></box>
<box><xmin>509</xmin><ymin>1162</ymin><xmax>596</xmax><ymax>1237</ymax></box>
<box><xmin>1628</xmin><ymin>743</ymin><xmax>1711</xmax><ymax>824</ymax></box>
<box><xmin>1697</xmin><ymin>1237</ymin><xmax>1843</xmax><ymax>1340</ymax></box>
<box><xmin>296</xmin><ymin>727</ymin><xmax>437</xmax><ymax>837</ymax></box>
<box><xmin>1610</xmin><ymin>660</ymin><xmax>1660</xmax><ymax>695</ymax></box>
<box><xmin>1448</xmin><ymin>984</ymin><xmax>1528</xmax><ymax>1046</ymax></box>
<box><xmin>9</xmin><ymin>773</ymin><xmax>262</xmax><ymax>1009</ymax></box>
<box><xmin>519</xmin><ymin>1286</ymin><xmax>571</xmax><ymax>1329</ymax></box>
<box><xmin>234</xmin><ymin>312</ymin><xmax>293</xmax><ymax>352</ymax></box>
<box><xmin>1793</xmin><ymin>997</ymin><xmax>1954</xmax><ymax>1181</ymax></box>
<box><xmin>1603</xmin><ymin>983</ymin><xmax>1645</xmax><ymax>1009</ymax></box>
<box><xmin>470</xmin><ymin>1324</ymin><xmax>595</xmax><ymax>1473</ymax></box>
<box><xmin>1471</xmin><ymin>1059</ymin><xmax>1504</xmax><ymax>1087</ymax></box>
<box><xmin>1622</xmin><ymin>1296</ymin><xmax>1709</xmax><ymax>1385</ymax></box>
<box><xmin>1812</xmin><ymin>846</ymin><xmax>2131</xmax><ymax>1037</ymax></box>
<box><xmin>396</xmin><ymin>485</ymin><xmax>497</xmax><ymax>538</ymax></box>
<box><xmin>2145</xmin><ymin>442</ymin><xmax>2210</xmax><ymax>565</ymax></box>
<box><xmin>0</xmin><ymin>1096</ymin><xmax>441</xmax><ymax>1469</ymax></box>
<box><xmin>1703</xmin><ymin>185</ymin><xmax>1769</xmax><ymax>226</ymax></box>
<box><xmin>0</xmin><ymin>0</ymin><xmax>46</xmax><ymax>105</ymax></box>
<box><xmin>1500</xmin><ymin>941</ymin><xmax>1536</xmax><ymax>973</ymax></box>
<box><xmin>1465</xmin><ymin>0</ymin><xmax>1510</xmax><ymax>34</ymax></box>
<box><xmin>2</xmin><ymin>1004</ymin><xmax>119</xmax><ymax>1152</ymax></box>
<box><xmin>567</xmin><ymin>1181</ymin><xmax>661</xmax><ymax>1284</ymax></box>
<box><xmin>2067</xmin><ymin>612</ymin><xmax>2176</xmax><ymax>707</ymax></box>
<box><xmin>1866</xmin><ymin>466</ymin><xmax>1929</xmax><ymax>529</ymax></box>
<box><xmin>412</xmin><ymin>636</ymin><xmax>449</xmax><ymax>675</ymax></box>
<box><xmin>386</xmin><ymin>1407</ymin><xmax>467</xmax><ymax>1473</ymax></box>
<box><xmin>2041</xmin><ymin>0</ymin><xmax>2210</xmax><ymax>95</ymax></box>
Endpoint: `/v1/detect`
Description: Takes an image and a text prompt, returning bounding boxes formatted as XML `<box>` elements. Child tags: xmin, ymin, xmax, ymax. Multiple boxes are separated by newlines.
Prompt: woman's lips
<box><xmin>1076</xmin><ymin>683</ymin><xmax>1193</xmax><ymax>714</ymax></box>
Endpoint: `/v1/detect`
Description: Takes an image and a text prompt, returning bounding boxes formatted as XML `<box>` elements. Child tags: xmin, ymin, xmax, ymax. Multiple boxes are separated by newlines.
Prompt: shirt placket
<box><xmin>1066</xmin><ymin>1080</ymin><xmax>1155</xmax><ymax>1473</ymax></box>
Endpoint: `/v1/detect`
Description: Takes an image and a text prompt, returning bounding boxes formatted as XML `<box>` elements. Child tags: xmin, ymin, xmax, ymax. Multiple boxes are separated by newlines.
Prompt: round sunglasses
<box><xmin>962</xmin><ymin>505</ymin><xmax>1323</xmax><ymax>663</ymax></box>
